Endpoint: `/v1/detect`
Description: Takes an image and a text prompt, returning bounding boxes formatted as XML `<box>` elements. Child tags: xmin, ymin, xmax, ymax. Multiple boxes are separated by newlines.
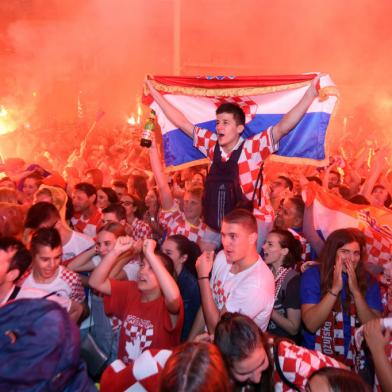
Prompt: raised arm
<box><xmin>89</xmin><ymin>236</ymin><xmax>135</xmax><ymax>295</ymax></box>
<box><xmin>148</xmin><ymin>136</ymin><xmax>174</xmax><ymax>210</ymax></box>
<box><xmin>272</xmin><ymin>75</ymin><xmax>320</xmax><ymax>143</ymax></box>
<box><xmin>145</xmin><ymin>79</ymin><xmax>194</xmax><ymax>137</ymax></box>
<box><xmin>195</xmin><ymin>251</ymin><xmax>221</xmax><ymax>334</ymax></box>
<box><xmin>143</xmin><ymin>239</ymin><xmax>181</xmax><ymax>315</ymax></box>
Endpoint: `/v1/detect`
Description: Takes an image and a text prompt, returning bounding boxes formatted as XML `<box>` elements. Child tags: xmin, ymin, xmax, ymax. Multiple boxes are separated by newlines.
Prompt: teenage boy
<box><xmin>146</xmin><ymin>76</ymin><xmax>321</xmax><ymax>244</ymax></box>
<box><xmin>20</xmin><ymin>228</ymin><xmax>86</xmax><ymax>322</ymax></box>
<box><xmin>190</xmin><ymin>209</ymin><xmax>275</xmax><ymax>337</ymax></box>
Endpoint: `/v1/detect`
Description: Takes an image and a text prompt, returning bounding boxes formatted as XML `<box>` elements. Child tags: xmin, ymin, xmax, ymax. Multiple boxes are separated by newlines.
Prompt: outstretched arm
<box><xmin>145</xmin><ymin>79</ymin><xmax>194</xmax><ymax>137</ymax></box>
<box><xmin>272</xmin><ymin>75</ymin><xmax>320</xmax><ymax>143</ymax></box>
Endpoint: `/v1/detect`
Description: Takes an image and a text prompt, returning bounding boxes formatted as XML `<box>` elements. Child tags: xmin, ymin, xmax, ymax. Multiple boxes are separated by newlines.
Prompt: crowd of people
<box><xmin>0</xmin><ymin>76</ymin><xmax>391</xmax><ymax>391</ymax></box>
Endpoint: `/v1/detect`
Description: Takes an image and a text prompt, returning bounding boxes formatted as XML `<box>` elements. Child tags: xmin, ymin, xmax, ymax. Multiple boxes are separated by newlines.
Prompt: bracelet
<box><xmin>198</xmin><ymin>276</ymin><xmax>209</xmax><ymax>280</ymax></box>
<box><xmin>328</xmin><ymin>290</ymin><xmax>338</xmax><ymax>297</ymax></box>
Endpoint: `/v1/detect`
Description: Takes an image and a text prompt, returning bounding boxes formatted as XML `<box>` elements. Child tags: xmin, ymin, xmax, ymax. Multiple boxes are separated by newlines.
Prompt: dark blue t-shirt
<box><xmin>300</xmin><ymin>265</ymin><xmax>382</xmax><ymax>356</ymax></box>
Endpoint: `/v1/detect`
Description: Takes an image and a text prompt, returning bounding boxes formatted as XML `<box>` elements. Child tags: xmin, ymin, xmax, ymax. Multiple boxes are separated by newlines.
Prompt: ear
<box><xmin>179</xmin><ymin>254</ymin><xmax>188</xmax><ymax>265</ymax></box>
<box><xmin>236</xmin><ymin>124</ymin><xmax>245</xmax><ymax>134</ymax></box>
<box><xmin>248</xmin><ymin>231</ymin><xmax>258</xmax><ymax>245</ymax></box>
<box><xmin>281</xmin><ymin>247</ymin><xmax>289</xmax><ymax>256</ymax></box>
<box><xmin>6</xmin><ymin>269</ymin><xmax>19</xmax><ymax>283</ymax></box>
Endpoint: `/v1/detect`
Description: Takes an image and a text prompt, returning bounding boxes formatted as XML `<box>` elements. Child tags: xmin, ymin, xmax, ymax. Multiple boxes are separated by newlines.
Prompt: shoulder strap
<box><xmin>273</xmin><ymin>340</ymin><xmax>301</xmax><ymax>391</ymax></box>
<box><xmin>8</xmin><ymin>285</ymin><xmax>21</xmax><ymax>301</ymax></box>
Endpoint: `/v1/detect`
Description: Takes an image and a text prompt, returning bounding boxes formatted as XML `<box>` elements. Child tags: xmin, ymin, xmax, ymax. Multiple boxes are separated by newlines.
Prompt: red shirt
<box><xmin>104</xmin><ymin>280</ymin><xmax>183</xmax><ymax>364</ymax></box>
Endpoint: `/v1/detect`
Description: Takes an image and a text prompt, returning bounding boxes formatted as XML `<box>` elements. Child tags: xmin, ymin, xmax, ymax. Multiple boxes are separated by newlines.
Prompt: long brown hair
<box><xmin>319</xmin><ymin>228</ymin><xmax>368</xmax><ymax>312</ymax></box>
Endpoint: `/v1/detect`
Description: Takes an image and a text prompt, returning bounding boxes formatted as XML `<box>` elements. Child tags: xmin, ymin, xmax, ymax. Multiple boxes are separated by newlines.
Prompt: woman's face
<box><xmin>145</xmin><ymin>190</ymin><xmax>158</xmax><ymax>209</ymax></box>
<box><xmin>372</xmin><ymin>186</ymin><xmax>388</xmax><ymax>206</ymax></box>
<box><xmin>120</xmin><ymin>195</ymin><xmax>136</xmax><ymax>217</ymax></box>
<box><xmin>161</xmin><ymin>239</ymin><xmax>185</xmax><ymax>271</ymax></box>
<box><xmin>336</xmin><ymin>241</ymin><xmax>361</xmax><ymax>272</ymax></box>
<box><xmin>262</xmin><ymin>233</ymin><xmax>286</xmax><ymax>266</ymax></box>
<box><xmin>97</xmin><ymin>189</ymin><xmax>109</xmax><ymax>209</ymax></box>
<box><xmin>231</xmin><ymin>344</ymin><xmax>269</xmax><ymax>384</ymax></box>
<box><xmin>96</xmin><ymin>230</ymin><xmax>117</xmax><ymax>256</ymax></box>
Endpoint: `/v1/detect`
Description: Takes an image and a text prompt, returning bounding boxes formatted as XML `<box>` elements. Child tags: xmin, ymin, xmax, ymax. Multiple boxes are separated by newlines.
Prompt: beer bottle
<box><xmin>140</xmin><ymin>109</ymin><xmax>156</xmax><ymax>148</ymax></box>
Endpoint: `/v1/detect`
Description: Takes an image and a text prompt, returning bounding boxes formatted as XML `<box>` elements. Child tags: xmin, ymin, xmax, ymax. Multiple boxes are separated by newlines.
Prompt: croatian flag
<box><xmin>303</xmin><ymin>182</ymin><xmax>392</xmax><ymax>268</ymax></box>
<box><xmin>143</xmin><ymin>74</ymin><xmax>338</xmax><ymax>170</ymax></box>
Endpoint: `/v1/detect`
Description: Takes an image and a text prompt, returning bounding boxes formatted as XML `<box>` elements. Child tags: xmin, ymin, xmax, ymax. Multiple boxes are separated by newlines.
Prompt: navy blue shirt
<box><xmin>177</xmin><ymin>267</ymin><xmax>201</xmax><ymax>341</ymax></box>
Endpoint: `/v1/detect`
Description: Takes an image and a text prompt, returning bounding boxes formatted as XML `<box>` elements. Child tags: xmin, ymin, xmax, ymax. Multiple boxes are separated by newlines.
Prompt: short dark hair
<box><xmin>0</xmin><ymin>237</ymin><xmax>32</xmax><ymax>281</ymax></box>
<box><xmin>25</xmin><ymin>202</ymin><xmax>60</xmax><ymax>229</ymax></box>
<box><xmin>277</xmin><ymin>176</ymin><xmax>293</xmax><ymax>191</ymax></box>
<box><xmin>223</xmin><ymin>208</ymin><xmax>257</xmax><ymax>233</ymax></box>
<box><xmin>74</xmin><ymin>182</ymin><xmax>97</xmax><ymax>198</ymax></box>
<box><xmin>216</xmin><ymin>103</ymin><xmax>246</xmax><ymax>126</ymax></box>
<box><xmin>99</xmin><ymin>187</ymin><xmax>119</xmax><ymax>205</ymax></box>
<box><xmin>102</xmin><ymin>204</ymin><xmax>127</xmax><ymax>221</ymax></box>
<box><xmin>288</xmin><ymin>196</ymin><xmax>304</xmax><ymax>219</ymax></box>
<box><xmin>306</xmin><ymin>176</ymin><xmax>322</xmax><ymax>186</ymax></box>
<box><xmin>30</xmin><ymin>228</ymin><xmax>62</xmax><ymax>257</ymax></box>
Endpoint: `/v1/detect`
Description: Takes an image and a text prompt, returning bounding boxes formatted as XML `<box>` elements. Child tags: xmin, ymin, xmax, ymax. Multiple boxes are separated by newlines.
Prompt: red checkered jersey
<box><xmin>193</xmin><ymin>126</ymin><xmax>278</xmax><ymax>222</ymax></box>
<box><xmin>71</xmin><ymin>207</ymin><xmax>102</xmax><ymax>238</ymax></box>
<box><xmin>21</xmin><ymin>265</ymin><xmax>85</xmax><ymax>303</ymax></box>
<box><xmin>271</xmin><ymin>339</ymin><xmax>346</xmax><ymax>391</ymax></box>
<box><xmin>125</xmin><ymin>217</ymin><xmax>153</xmax><ymax>241</ymax></box>
<box><xmin>159</xmin><ymin>205</ymin><xmax>209</xmax><ymax>245</ymax></box>
<box><xmin>104</xmin><ymin>280</ymin><xmax>183</xmax><ymax>365</ymax></box>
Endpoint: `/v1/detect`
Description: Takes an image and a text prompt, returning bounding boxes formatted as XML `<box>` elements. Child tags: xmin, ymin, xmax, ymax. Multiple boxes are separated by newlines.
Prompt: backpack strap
<box><xmin>251</xmin><ymin>162</ymin><xmax>264</xmax><ymax>206</ymax></box>
<box><xmin>212</xmin><ymin>140</ymin><xmax>245</xmax><ymax>166</ymax></box>
<box><xmin>273</xmin><ymin>340</ymin><xmax>301</xmax><ymax>391</ymax></box>
<box><xmin>8</xmin><ymin>286</ymin><xmax>21</xmax><ymax>302</ymax></box>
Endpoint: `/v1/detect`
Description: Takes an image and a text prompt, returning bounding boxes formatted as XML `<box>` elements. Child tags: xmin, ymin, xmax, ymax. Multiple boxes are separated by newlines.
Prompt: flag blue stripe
<box><xmin>162</xmin><ymin>112</ymin><xmax>330</xmax><ymax>167</ymax></box>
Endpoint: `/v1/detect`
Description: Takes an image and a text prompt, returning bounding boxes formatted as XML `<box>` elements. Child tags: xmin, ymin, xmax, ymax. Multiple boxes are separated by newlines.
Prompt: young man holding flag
<box><xmin>146</xmin><ymin>75</ymin><xmax>321</xmax><ymax>244</ymax></box>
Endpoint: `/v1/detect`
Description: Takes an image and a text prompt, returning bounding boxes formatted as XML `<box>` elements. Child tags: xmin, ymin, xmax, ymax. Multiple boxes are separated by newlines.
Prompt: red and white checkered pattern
<box><xmin>209</xmin><ymin>95</ymin><xmax>258</xmax><ymax>123</ymax></box>
<box><xmin>212</xmin><ymin>280</ymin><xmax>228</xmax><ymax>309</ymax></box>
<box><xmin>272</xmin><ymin>340</ymin><xmax>346</xmax><ymax>391</ymax></box>
<box><xmin>194</xmin><ymin>126</ymin><xmax>276</xmax><ymax>222</ymax></box>
<box><xmin>374</xmin><ymin>338</ymin><xmax>392</xmax><ymax>392</ymax></box>
<box><xmin>288</xmin><ymin>229</ymin><xmax>312</xmax><ymax>261</ymax></box>
<box><xmin>363</xmin><ymin>225</ymin><xmax>392</xmax><ymax>266</ymax></box>
<box><xmin>121</xmin><ymin>314</ymin><xmax>154</xmax><ymax>364</ymax></box>
<box><xmin>71</xmin><ymin>207</ymin><xmax>102</xmax><ymax>239</ymax></box>
<box><xmin>59</xmin><ymin>266</ymin><xmax>85</xmax><ymax>303</ymax></box>
<box><xmin>159</xmin><ymin>207</ymin><xmax>210</xmax><ymax>245</ymax></box>
<box><xmin>126</xmin><ymin>218</ymin><xmax>153</xmax><ymax>241</ymax></box>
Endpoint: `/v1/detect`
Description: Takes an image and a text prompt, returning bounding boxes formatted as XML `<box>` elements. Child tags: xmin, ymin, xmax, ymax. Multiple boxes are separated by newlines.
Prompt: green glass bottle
<box><xmin>140</xmin><ymin>110</ymin><xmax>156</xmax><ymax>148</ymax></box>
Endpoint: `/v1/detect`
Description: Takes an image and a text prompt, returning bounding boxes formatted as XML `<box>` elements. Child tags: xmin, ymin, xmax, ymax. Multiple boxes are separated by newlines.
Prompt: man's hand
<box><xmin>196</xmin><ymin>251</ymin><xmax>215</xmax><ymax>278</ymax></box>
<box><xmin>307</xmin><ymin>74</ymin><xmax>322</xmax><ymax>99</ymax></box>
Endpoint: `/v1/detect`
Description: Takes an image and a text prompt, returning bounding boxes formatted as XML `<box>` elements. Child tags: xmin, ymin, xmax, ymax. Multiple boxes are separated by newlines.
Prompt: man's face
<box><xmin>183</xmin><ymin>192</ymin><xmax>202</xmax><ymax>221</ymax></box>
<box><xmin>72</xmin><ymin>189</ymin><xmax>93</xmax><ymax>214</ymax></box>
<box><xmin>328</xmin><ymin>173</ymin><xmax>340</xmax><ymax>189</ymax></box>
<box><xmin>23</xmin><ymin>178</ymin><xmax>39</xmax><ymax>197</ymax></box>
<box><xmin>274</xmin><ymin>199</ymin><xmax>302</xmax><ymax>230</ymax></box>
<box><xmin>113</xmin><ymin>186</ymin><xmax>127</xmax><ymax>199</ymax></box>
<box><xmin>221</xmin><ymin>221</ymin><xmax>255</xmax><ymax>264</ymax></box>
<box><xmin>269</xmin><ymin>178</ymin><xmax>290</xmax><ymax>199</ymax></box>
<box><xmin>33</xmin><ymin>245</ymin><xmax>62</xmax><ymax>281</ymax></box>
<box><xmin>216</xmin><ymin>112</ymin><xmax>244</xmax><ymax>152</ymax></box>
<box><xmin>102</xmin><ymin>212</ymin><xmax>120</xmax><ymax>225</ymax></box>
